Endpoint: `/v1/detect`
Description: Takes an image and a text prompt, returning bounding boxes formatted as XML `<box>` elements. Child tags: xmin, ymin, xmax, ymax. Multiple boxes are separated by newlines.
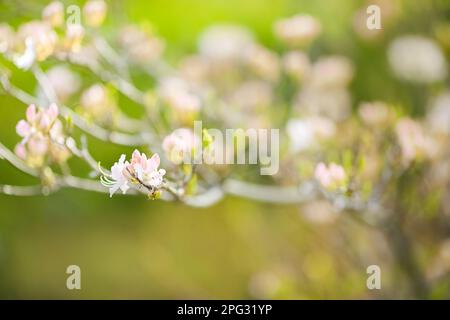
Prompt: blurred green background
<box><xmin>0</xmin><ymin>0</ymin><xmax>448</xmax><ymax>299</ymax></box>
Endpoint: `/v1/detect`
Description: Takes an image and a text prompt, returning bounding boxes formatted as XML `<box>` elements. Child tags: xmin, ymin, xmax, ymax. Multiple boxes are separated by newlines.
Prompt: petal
<box><xmin>16</xmin><ymin>120</ymin><xmax>31</xmax><ymax>137</ymax></box>
<box><xmin>132</xmin><ymin>149</ymin><xmax>140</xmax><ymax>159</ymax></box>
<box><xmin>14</xmin><ymin>143</ymin><xmax>27</xmax><ymax>159</ymax></box>
<box><xmin>26</xmin><ymin>104</ymin><xmax>37</xmax><ymax>122</ymax></box>
<box><xmin>109</xmin><ymin>184</ymin><xmax>120</xmax><ymax>197</ymax></box>
<box><xmin>147</xmin><ymin>153</ymin><xmax>160</xmax><ymax>171</ymax></box>
<box><xmin>47</xmin><ymin>103</ymin><xmax>59</xmax><ymax>121</ymax></box>
<box><xmin>120</xmin><ymin>183</ymin><xmax>130</xmax><ymax>194</ymax></box>
<box><xmin>39</xmin><ymin>114</ymin><xmax>51</xmax><ymax>129</ymax></box>
<box><xmin>118</xmin><ymin>154</ymin><xmax>126</xmax><ymax>165</ymax></box>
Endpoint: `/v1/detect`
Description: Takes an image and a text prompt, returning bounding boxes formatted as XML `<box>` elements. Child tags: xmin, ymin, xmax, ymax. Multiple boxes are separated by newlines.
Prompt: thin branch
<box><xmin>223</xmin><ymin>179</ymin><xmax>318</xmax><ymax>204</ymax></box>
<box><xmin>0</xmin><ymin>141</ymin><xmax>39</xmax><ymax>177</ymax></box>
<box><xmin>0</xmin><ymin>74</ymin><xmax>153</xmax><ymax>146</ymax></box>
<box><xmin>0</xmin><ymin>184</ymin><xmax>42</xmax><ymax>196</ymax></box>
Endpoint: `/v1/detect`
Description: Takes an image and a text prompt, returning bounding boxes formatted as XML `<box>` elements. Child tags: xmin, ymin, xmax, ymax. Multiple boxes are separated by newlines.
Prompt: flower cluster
<box><xmin>1</xmin><ymin>0</ymin><xmax>110</xmax><ymax>71</ymax></box>
<box><xmin>314</xmin><ymin>162</ymin><xmax>347</xmax><ymax>190</ymax></box>
<box><xmin>101</xmin><ymin>150</ymin><xmax>166</xmax><ymax>199</ymax></box>
<box><xmin>15</xmin><ymin>104</ymin><xmax>70</xmax><ymax>167</ymax></box>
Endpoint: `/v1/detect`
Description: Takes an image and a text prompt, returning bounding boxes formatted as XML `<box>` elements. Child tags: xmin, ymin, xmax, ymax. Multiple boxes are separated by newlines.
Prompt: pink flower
<box><xmin>129</xmin><ymin>150</ymin><xmax>164</xmax><ymax>184</ymax></box>
<box><xmin>314</xmin><ymin>162</ymin><xmax>347</xmax><ymax>189</ymax></box>
<box><xmin>162</xmin><ymin>128</ymin><xmax>199</xmax><ymax>164</ymax></box>
<box><xmin>103</xmin><ymin>151</ymin><xmax>166</xmax><ymax>197</ymax></box>
<box><xmin>14</xmin><ymin>103</ymin><xmax>67</xmax><ymax>166</ymax></box>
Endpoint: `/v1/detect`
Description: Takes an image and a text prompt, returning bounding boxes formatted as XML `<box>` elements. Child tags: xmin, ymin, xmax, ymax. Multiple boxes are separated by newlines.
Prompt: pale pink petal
<box><xmin>47</xmin><ymin>103</ymin><xmax>59</xmax><ymax>121</ymax></box>
<box><xmin>131</xmin><ymin>149</ymin><xmax>142</xmax><ymax>165</ymax></box>
<box><xmin>14</xmin><ymin>143</ymin><xmax>27</xmax><ymax>159</ymax></box>
<box><xmin>147</xmin><ymin>153</ymin><xmax>160</xmax><ymax>172</ymax></box>
<box><xmin>26</xmin><ymin>104</ymin><xmax>37</xmax><ymax>122</ymax></box>
<box><xmin>16</xmin><ymin>120</ymin><xmax>31</xmax><ymax>137</ymax></box>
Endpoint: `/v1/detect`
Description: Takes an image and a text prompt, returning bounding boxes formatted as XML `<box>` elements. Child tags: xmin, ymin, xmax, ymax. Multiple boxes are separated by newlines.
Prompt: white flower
<box><xmin>45</xmin><ymin>66</ymin><xmax>80</xmax><ymax>102</ymax></box>
<box><xmin>287</xmin><ymin>117</ymin><xmax>336</xmax><ymax>152</ymax></box>
<box><xmin>83</xmin><ymin>0</ymin><xmax>107</xmax><ymax>27</ymax></box>
<box><xmin>358</xmin><ymin>101</ymin><xmax>390</xmax><ymax>126</ymax></box>
<box><xmin>274</xmin><ymin>14</ymin><xmax>321</xmax><ymax>46</ymax></box>
<box><xmin>17</xmin><ymin>21</ymin><xmax>57</xmax><ymax>61</ymax></box>
<box><xmin>388</xmin><ymin>36</ymin><xmax>447</xmax><ymax>84</ymax></box>
<box><xmin>309</xmin><ymin>56</ymin><xmax>354</xmax><ymax>89</ymax></box>
<box><xmin>108</xmin><ymin>154</ymin><xmax>130</xmax><ymax>197</ymax></box>
<box><xmin>42</xmin><ymin>1</ymin><xmax>64</xmax><ymax>27</ymax></box>
<box><xmin>282</xmin><ymin>51</ymin><xmax>311</xmax><ymax>81</ymax></box>
<box><xmin>158</xmin><ymin>77</ymin><xmax>201</xmax><ymax>116</ymax></box>
<box><xmin>198</xmin><ymin>25</ymin><xmax>254</xmax><ymax>62</ymax></box>
<box><xmin>0</xmin><ymin>23</ymin><xmax>15</xmax><ymax>54</ymax></box>
<box><xmin>14</xmin><ymin>38</ymin><xmax>36</xmax><ymax>70</ymax></box>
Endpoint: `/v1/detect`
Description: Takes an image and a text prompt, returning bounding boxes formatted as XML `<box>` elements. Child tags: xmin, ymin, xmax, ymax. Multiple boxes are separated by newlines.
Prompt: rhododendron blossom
<box><xmin>162</xmin><ymin>128</ymin><xmax>200</xmax><ymax>164</ymax></box>
<box><xmin>14</xmin><ymin>103</ymin><xmax>69</xmax><ymax>166</ymax></box>
<box><xmin>101</xmin><ymin>150</ymin><xmax>166</xmax><ymax>198</ymax></box>
<box><xmin>314</xmin><ymin>162</ymin><xmax>347</xmax><ymax>190</ymax></box>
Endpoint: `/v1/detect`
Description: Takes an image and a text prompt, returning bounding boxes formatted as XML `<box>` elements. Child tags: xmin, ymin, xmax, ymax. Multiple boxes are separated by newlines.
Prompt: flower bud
<box><xmin>42</xmin><ymin>1</ymin><xmax>64</xmax><ymax>27</ymax></box>
<box><xmin>83</xmin><ymin>0</ymin><xmax>107</xmax><ymax>27</ymax></box>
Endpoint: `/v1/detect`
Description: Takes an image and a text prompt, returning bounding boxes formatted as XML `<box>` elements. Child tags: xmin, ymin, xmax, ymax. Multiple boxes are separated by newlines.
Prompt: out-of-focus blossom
<box><xmin>14</xmin><ymin>38</ymin><xmax>36</xmax><ymax>70</ymax></box>
<box><xmin>282</xmin><ymin>51</ymin><xmax>311</xmax><ymax>82</ymax></box>
<box><xmin>294</xmin><ymin>56</ymin><xmax>353</xmax><ymax>121</ymax></box>
<box><xmin>287</xmin><ymin>116</ymin><xmax>336</xmax><ymax>152</ymax></box>
<box><xmin>83</xmin><ymin>0</ymin><xmax>107</xmax><ymax>27</ymax></box>
<box><xmin>0</xmin><ymin>24</ymin><xmax>15</xmax><ymax>53</ymax></box>
<box><xmin>198</xmin><ymin>25</ymin><xmax>253</xmax><ymax>62</ymax></box>
<box><xmin>80</xmin><ymin>83</ymin><xmax>117</xmax><ymax>125</ymax></box>
<box><xmin>229</xmin><ymin>81</ymin><xmax>273</xmax><ymax>112</ymax></box>
<box><xmin>309</xmin><ymin>56</ymin><xmax>354</xmax><ymax>89</ymax></box>
<box><xmin>388</xmin><ymin>36</ymin><xmax>447</xmax><ymax>84</ymax></box>
<box><xmin>179</xmin><ymin>55</ymin><xmax>210</xmax><ymax>85</ymax></box>
<box><xmin>243</xmin><ymin>45</ymin><xmax>280</xmax><ymax>82</ymax></box>
<box><xmin>46</xmin><ymin>66</ymin><xmax>80</xmax><ymax>102</ymax></box>
<box><xmin>118</xmin><ymin>25</ymin><xmax>164</xmax><ymax>64</ymax></box>
<box><xmin>67</xmin><ymin>44</ymin><xmax>99</xmax><ymax>69</ymax></box>
<box><xmin>358</xmin><ymin>101</ymin><xmax>390</xmax><ymax>126</ymax></box>
<box><xmin>296</xmin><ymin>87</ymin><xmax>351</xmax><ymax>121</ymax></box>
<box><xmin>15</xmin><ymin>104</ymin><xmax>70</xmax><ymax>167</ymax></box>
<box><xmin>63</xmin><ymin>24</ymin><xmax>85</xmax><ymax>53</ymax></box>
<box><xmin>396</xmin><ymin>118</ymin><xmax>438</xmax><ymax>164</ymax></box>
<box><xmin>427</xmin><ymin>92</ymin><xmax>450</xmax><ymax>135</ymax></box>
<box><xmin>158</xmin><ymin>77</ymin><xmax>201</xmax><ymax>123</ymax></box>
<box><xmin>162</xmin><ymin>128</ymin><xmax>200</xmax><ymax>164</ymax></box>
<box><xmin>42</xmin><ymin>1</ymin><xmax>64</xmax><ymax>27</ymax></box>
<box><xmin>102</xmin><ymin>150</ymin><xmax>166</xmax><ymax>198</ymax></box>
<box><xmin>314</xmin><ymin>162</ymin><xmax>347</xmax><ymax>189</ymax></box>
<box><xmin>17</xmin><ymin>21</ymin><xmax>57</xmax><ymax>61</ymax></box>
<box><xmin>274</xmin><ymin>14</ymin><xmax>321</xmax><ymax>46</ymax></box>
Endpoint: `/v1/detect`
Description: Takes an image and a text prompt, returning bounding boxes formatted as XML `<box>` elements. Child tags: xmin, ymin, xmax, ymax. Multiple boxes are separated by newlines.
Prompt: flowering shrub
<box><xmin>0</xmin><ymin>0</ymin><xmax>449</xmax><ymax>298</ymax></box>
